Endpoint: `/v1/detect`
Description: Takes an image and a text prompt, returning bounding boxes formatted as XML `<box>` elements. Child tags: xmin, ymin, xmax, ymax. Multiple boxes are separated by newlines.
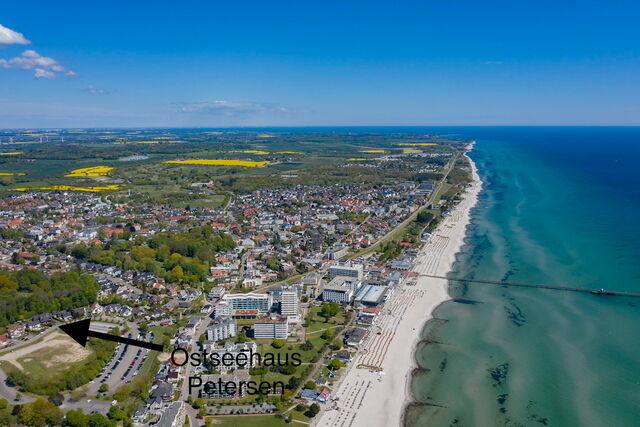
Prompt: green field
<box><xmin>0</xmin><ymin>129</ymin><xmax>465</xmax><ymax>198</ymax></box>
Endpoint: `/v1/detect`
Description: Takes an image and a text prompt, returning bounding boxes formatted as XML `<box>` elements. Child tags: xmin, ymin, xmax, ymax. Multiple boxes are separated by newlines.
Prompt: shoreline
<box><xmin>401</xmin><ymin>147</ymin><xmax>482</xmax><ymax>425</ymax></box>
<box><xmin>317</xmin><ymin>146</ymin><xmax>482</xmax><ymax>427</ymax></box>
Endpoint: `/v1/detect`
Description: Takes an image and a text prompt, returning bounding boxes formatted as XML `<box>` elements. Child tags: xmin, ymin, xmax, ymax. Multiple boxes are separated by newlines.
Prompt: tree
<box><xmin>330</xmin><ymin>339</ymin><xmax>342</xmax><ymax>350</ymax></box>
<box><xmin>237</xmin><ymin>331</ymin><xmax>249</xmax><ymax>343</ymax></box>
<box><xmin>320</xmin><ymin>302</ymin><xmax>340</xmax><ymax>319</ymax></box>
<box><xmin>287</xmin><ymin>376</ymin><xmax>301</xmax><ymax>390</ymax></box>
<box><xmin>305</xmin><ymin>403</ymin><xmax>320</xmax><ymax>418</ymax></box>
<box><xmin>304</xmin><ymin>381</ymin><xmax>317</xmax><ymax>390</ymax></box>
<box><xmin>65</xmin><ymin>409</ymin><xmax>89</xmax><ymax>427</ymax></box>
<box><xmin>171</xmin><ymin>265</ymin><xmax>184</xmax><ymax>280</ymax></box>
<box><xmin>98</xmin><ymin>383</ymin><xmax>109</xmax><ymax>393</ymax></box>
<box><xmin>18</xmin><ymin>398</ymin><xmax>63</xmax><ymax>427</ymax></box>
<box><xmin>107</xmin><ymin>405</ymin><xmax>126</xmax><ymax>421</ymax></box>
<box><xmin>0</xmin><ymin>398</ymin><xmax>11</xmax><ymax>427</ymax></box>
<box><xmin>48</xmin><ymin>392</ymin><xmax>64</xmax><ymax>406</ymax></box>
<box><xmin>271</xmin><ymin>339</ymin><xmax>285</xmax><ymax>349</ymax></box>
<box><xmin>329</xmin><ymin>359</ymin><xmax>344</xmax><ymax>371</ymax></box>
<box><xmin>88</xmin><ymin>413</ymin><xmax>116</xmax><ymax>427</ymax></box>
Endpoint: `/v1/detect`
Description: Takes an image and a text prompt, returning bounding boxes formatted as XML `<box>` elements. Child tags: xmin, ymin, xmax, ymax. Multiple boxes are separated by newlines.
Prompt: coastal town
<box><xmin>0</xmin><ymin>133</ymin><xmax>476</xmax><ymax>427</ymax></box>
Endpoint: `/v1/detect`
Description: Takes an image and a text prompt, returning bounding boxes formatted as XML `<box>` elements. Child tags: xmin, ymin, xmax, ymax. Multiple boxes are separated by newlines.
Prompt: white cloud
<box><xmin>173</xmin><ymin>100</ymin><xmax>289</xmax><ymax>116</ymax></box>
<box><xmin>85</xmin><ymin>85</ymin><xmax>110</xmax><ymax>95</ymax></box>
<box><xmin>0</xmin><ymin>49</ymin><xmax>75</xmax><ymax>78</ymax></box>
<box><xmin>0</xmin><ymin>24</ymin><xmax>30</xmax><ymax>45</ymax></box>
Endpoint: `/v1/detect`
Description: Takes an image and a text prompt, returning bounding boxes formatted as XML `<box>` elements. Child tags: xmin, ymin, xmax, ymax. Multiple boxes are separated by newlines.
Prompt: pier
<box><xmin>417</xmin><ymin>274</ymin><xmax>640</xmax><ymax>298</ymax></box>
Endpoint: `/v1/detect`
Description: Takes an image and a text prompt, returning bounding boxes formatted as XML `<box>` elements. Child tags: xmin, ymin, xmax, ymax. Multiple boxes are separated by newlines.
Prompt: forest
<box><xmin>0</xmin><ymin>269</ymin><xmax>99</xmax><ymax>328</ymax></box>
<box><xmin>69</xmin><ymin>225</ymin><xmax>236</xmax><ymax>285</ymax></box>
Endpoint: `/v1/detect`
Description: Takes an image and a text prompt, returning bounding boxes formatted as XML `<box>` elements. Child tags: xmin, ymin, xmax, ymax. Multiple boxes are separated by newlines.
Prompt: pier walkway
<box><xmin>418</xmin><ymin>274</ymin><xmax>640</xmax><ymax>298</ymax></box>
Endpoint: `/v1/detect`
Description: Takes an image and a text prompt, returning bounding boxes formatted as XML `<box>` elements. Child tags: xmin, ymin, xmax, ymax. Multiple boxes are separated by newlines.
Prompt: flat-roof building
<box><xmin>222</xmin><ymin>293</ymin><xmax>272</xmax><ymax>313</ymax></box>
<box><xmin>206</xmin><ymin>317</ymin><xmax>237</xmax><ymax>342</ymax></box>
<box><xmin>322</xmin><ymin>284</ymin><xmax>353</xmax><ymax>304</ymax></box>
<box><xmin>328</xmin><ymin>262</ymin><xmax>363</xmax><ymax>280</ymax></box>
<box><xmin>354</xmin><ymin>284</ymin><xmax>389</xmax><ymax>307</ymax></box>
<box><xmin>253</xmin><ymin>315</ymin><xmax>289</xmax><ymax>339</ymax></box>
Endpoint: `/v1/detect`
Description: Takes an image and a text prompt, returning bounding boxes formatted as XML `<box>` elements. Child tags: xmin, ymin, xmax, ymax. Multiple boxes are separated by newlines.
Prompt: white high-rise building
<box><xmin>280</xmin><ymin>290</ymin><xmax>299</xmax><ymax>316</ymax></box>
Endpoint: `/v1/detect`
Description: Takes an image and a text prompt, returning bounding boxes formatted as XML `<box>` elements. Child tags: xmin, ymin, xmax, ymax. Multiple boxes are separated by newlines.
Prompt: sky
<box><xmin>1</xmin><ymin>0</ymin><xmax>640</xmax><ymax>128</ymax></box>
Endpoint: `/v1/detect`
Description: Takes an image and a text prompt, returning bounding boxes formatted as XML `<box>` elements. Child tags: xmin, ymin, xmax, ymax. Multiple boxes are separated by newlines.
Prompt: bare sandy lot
<box><xmin>0</xmin><ymin>330</ymin><xmax>91</xmax><ymax>371</ymax></box>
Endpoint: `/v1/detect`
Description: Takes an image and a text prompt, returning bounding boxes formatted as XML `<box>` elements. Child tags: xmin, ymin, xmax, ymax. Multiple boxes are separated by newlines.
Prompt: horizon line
<box><xmin>1</xmin><ymin>125</ymin><xmax>640</xmax><ymax>131</ymax></box>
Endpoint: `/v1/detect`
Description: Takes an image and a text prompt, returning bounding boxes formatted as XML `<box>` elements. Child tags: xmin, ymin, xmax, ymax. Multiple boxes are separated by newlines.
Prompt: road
<box><xmin>178</xmin><ymin>302</ymin><xmax>213</xmax><ymax>427</ymax></box>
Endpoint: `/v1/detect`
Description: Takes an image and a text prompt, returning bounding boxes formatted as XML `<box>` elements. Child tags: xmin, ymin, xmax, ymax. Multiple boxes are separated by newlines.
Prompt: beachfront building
<box><xmin>353</xmin><ymin>284</ymin><xmax>390</xmax><ymax>307</ymax></box>
<box><xmin>322</xmin><ymin>284</ymin><xmax>354</xmax><ymax>304</ymax></box>
<box><xmin>253</xmin><ymin>315</ymin><xmax>289</xmax><ymax>339</ymax></box>
<box><xmin>221</xmin><ymin>293</ymin><xmax>272</xmax><ymax>313</ymax></box>
<box><xmin>344</xmin><ymin>328</ymin><xmax>369</xmax><ymax>347</ymax></box>
<box><xmin>206</xmin><ymin>317</ymin><xmax>237</xmax><ymax>341</ymax></box>
<box><xmin>328</xmin><ymin>262</ymin><xmax>364</xmax><ymax>280</ymax></box>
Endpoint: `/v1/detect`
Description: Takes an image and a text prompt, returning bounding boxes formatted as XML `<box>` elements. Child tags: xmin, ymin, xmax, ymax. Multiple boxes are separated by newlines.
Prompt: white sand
<box><xmin>316</xmin><ymin>150</ymin><xmax>482</xmax><ymax>427</ymax></box>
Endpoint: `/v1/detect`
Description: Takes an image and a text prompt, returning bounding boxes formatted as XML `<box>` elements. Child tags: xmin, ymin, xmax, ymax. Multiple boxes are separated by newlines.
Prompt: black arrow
<box><xmin>59</xmin><ymin>319</ymin><xmax>163</xmax><ymax>352</ymax></box>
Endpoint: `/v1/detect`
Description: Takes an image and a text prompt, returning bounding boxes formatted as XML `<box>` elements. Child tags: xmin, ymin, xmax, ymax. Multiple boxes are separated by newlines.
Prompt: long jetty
<box><xmin>417</xmin><ymin>274</ymin><xmax>640</xmax><ymax>298</ymax></box>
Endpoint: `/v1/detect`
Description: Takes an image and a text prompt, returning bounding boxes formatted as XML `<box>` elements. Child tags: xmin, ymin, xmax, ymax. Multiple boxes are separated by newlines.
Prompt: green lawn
<box><xmin>206</xmin><ymin>415</ymin><xmax>288</xmax><ymax>426</ymax></box>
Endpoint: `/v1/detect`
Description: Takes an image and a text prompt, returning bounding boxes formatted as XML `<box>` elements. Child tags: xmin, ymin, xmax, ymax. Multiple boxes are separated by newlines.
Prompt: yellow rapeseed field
<box><xmin>0</xmin><ymin>172</ymin><xmax>26</xmax><ymax>176</ymax></box>
<box><xmin>0</xmin><ymin>152</ymin><xmax>23</xmax><ymax>155</ymax></box>
<box><xmin>227</xmin><ymin>150</ymin><xmax>270</xmax><ymax>155</ymax></box>
<box><xmin>164</xmin><ymin>159</ymin><xmax>271</xmax><ymax>167</ymax></box>
<box><xmin>275</xmin><ymin>151</ymin><xmax>303</xmax><ymax>154</ymax></box>
<box><xmin>10</xmin><ymin>185</ymin><xmax>123</xmax><ymax>192</ymax></box>
<box><xmin>358</xmin><ymin>150</ymin><xmax>387</xmax><ymax>153</ymax></box>
<box><xmin>402</xmin><ymin>148</ymin><xmax>423</xmax><ymax>153</ymax></box>
<box><xmin>65</xmin><ymin>166</ymin><xmax>114</xmax><ymax>177</ymax></box>
<box><xmin>346</xmin><ymin>158</ymin><xmax>368</xmax><ymax>161</ymax></box>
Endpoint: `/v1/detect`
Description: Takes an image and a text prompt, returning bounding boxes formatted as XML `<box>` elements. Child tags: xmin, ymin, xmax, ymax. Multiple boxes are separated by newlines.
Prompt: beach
<box><xmin>316</xmin><ymin>149</ymin><xmax>482</xmax><ymax>427</ymax></box>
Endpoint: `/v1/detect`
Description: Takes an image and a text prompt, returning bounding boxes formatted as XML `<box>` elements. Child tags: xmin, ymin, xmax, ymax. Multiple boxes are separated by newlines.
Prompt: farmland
<box><xmin>0</xmin><ymin>129</ymin><xmax>466</xmax><ymax>201</ymax></box>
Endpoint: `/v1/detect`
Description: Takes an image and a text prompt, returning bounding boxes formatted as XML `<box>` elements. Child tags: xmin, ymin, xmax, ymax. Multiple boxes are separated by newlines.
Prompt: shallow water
<box><xmin>406</xmin><ymin>127</ymin><xmax>640</xmax><ymax>427</ymax></box>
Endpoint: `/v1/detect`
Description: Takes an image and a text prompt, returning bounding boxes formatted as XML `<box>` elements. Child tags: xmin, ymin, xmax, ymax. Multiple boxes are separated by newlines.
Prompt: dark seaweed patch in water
<box><xmin>497</xmin><ymin>393</ymin><xmax>508</xmax><ymax>415</ymax></box>
<box><xmin>497</xmin><ymin>393</ymin><xmax>508</xmax><ymax>405</ymax></box>
<box><xmin>453</xmin><ymin>298</ymin><xmax>480</xmax><ymax>304</ymax></box>
<box><xmin>488</xmin><ymin>362</ymin><xmax>509</xmax><ymax>387</ymax></box>
<box><xmin>504</xmin><ymin>302</ymin><xmax>526</xmax><ymax>326</ymax></box>
<box><xmin>526</xmin><ymin>400</ymin><xmax>550</xmax><ymax>425</ymax></box>
<box><xmin>439</xmin><ymin>357</ymin><xmax>447</xmax><ymax>372</ymax></box>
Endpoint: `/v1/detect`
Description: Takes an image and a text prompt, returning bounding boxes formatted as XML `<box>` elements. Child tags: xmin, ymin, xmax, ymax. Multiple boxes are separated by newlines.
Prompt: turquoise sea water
<box><xmin>405</xmin><ymin>127</ymin><xmax>640</xmax><ymax>426</ymax></box>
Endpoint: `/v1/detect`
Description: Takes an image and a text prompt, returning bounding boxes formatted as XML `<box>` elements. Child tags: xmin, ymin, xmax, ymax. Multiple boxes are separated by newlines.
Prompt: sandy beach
<box><xmin>316</xmin><ymin>149</ymin><xmax>482</xmax><ymax>427</ymax></box>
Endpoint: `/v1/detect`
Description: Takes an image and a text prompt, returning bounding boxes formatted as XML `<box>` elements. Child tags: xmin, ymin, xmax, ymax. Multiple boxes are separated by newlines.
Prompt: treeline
<box><xmin>69</xmin><ymin>225</ymin><xmax>235</xmax><ymax>285</ymax></box>
<box><xmin>0</xmin><ymin>397</ymin><xmax>118</xmax><ymax>426</ymax></box>
<box><xmin>0</xmin><ymin>270</ymin><xmax>99</xmax><ymax>327</ymax></box>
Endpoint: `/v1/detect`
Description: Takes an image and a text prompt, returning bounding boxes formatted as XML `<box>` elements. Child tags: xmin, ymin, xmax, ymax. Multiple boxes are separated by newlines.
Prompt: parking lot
<box><xmin>86</xmin><ymin>328</ymin><xmax>153</xmax><ymax>395</ymax></box>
